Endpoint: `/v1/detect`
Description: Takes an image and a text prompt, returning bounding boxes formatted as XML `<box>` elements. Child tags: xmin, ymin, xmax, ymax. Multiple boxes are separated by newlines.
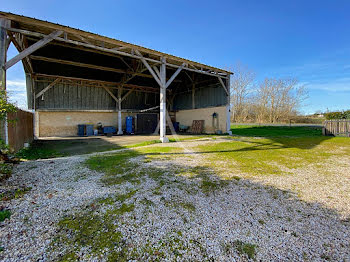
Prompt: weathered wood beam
<box><xmin>218</xmin><ymin>76</ymin><xmax>229</xmax><ymax>96</ymax></box>
<box><xmin>140</xmin><ymin>105</ymin><xmax>159</xmax><ymax>112</ymax></box>
<box><xmin>152</xmin><ymin>65</ymin><xmax>161</xmax><ymax>80</ymax></box>
<box><xmin>35</xmin><ymin>78</ymin><xmax>60</xmax><ymax>98</ymax></box>
<box><xmin>159</xmin><ymin>57</ymin><xmax>168</xmax><ymax>143</ymax></box>
<box><xmin>4</xmin><ymin>30</ymin><xmax>62</xmax><ymax>70</ymax></box>
<box><xmin>226</xmin><ymin>75</ymin><xmax>231</xmax><ymax>133</ymax></box>
<box><xmin>8</xmin><ymin>33</ymin><xmax>33</xmax><ymax>73</ymax></box>
<box><xmin>165</xmin><ymin>63</ymin><xmax>185</xmax><ymax>88</ymax></box>
<box><xmin>134</xmin><ymin>49</ymin><xmax>162</xmax><ymax>87</ymax></box>
<box><xmin>6</xmin><ymin>26</ymin><xmax>230</xmax><ymax>78</ymax></box>
<box><xmin>31</xmin><ymin>55</ymin><xmax>127</xmax><ymax>74</ymax></box>
<box><xmin>102</xmin><ymin>86</ymin><xmax>118</xmax><ymax>102</ymax></box>
<box><xmin>30</xmin><ymin>55</ymin><xmax>158</xmax><ymax>80</ymax></box>
<box><xmin>34</xmin><ymin>73</ymin><xmax>159</xmax><ymax>93</ymax></box>
<box><xmin>0</xmin><ymin>18</ymin><xmax>10</xmax><ymax>92</ymax></box>
<box><xmin>121</xmin><ymin>87</ymin><xmax>136</xmax><ymax>102</ymax></box>
<box><xmin>5</xmin><ymin>35</ymin><xmax>11</xmax><ymax>51</ymax></box>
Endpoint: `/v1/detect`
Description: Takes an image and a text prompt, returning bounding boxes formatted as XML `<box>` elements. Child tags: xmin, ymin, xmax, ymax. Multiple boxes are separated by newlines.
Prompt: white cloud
<box><xmin>6</xmin><ymin>79</ymin><xmax>27</xmax><ymax>109</ymax></box>
<box><xmin>305</xmin><ymin>78</ymin><xmax>350</xmax><ymax>92</ymax></box>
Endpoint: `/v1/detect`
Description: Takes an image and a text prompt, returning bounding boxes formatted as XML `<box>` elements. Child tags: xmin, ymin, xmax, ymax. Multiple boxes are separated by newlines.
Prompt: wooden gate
<box><xmin>1</xmin><ymin>109</ymin><xmax>34</xmax><ymax>152</ymax></box>
<box><xmin>323</xmin><ymin>120</ymin><xmax>350</xmax><ymax>136</ymax></box>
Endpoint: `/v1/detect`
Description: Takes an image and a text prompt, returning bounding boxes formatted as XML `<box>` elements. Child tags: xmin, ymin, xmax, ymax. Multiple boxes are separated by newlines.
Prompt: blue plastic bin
<box><xmin>78</xmin><ymin>124</ymin><xmax>85</xmax><ymax>136</ymax></box>
<box><xmin>103</xmin><ymin>126</ymin><xmax>116</xmax><ymax>134</ymax></box>
<box><xmin>126</xmin><ymin>116</ymin><xmax>133</xmax><ymax>134</ymax></box>
<box><xmin>86</xmin><ymin>124</ymin><xmax>94</xmax><ymax>136</ymax></box>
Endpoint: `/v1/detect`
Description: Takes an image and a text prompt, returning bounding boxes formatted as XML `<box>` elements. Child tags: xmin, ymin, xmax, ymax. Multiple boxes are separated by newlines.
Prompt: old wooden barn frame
<box><xmin>0</xmin><ymin>11</ymin><xmax>232</xmax><ymax>142</ymax></box>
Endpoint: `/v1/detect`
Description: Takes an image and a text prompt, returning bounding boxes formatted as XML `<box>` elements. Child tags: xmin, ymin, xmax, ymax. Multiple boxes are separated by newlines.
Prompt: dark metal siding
<box><xmin>35</xmin><ymin>81</ymin><xmax>116</xmax><ymax>110</ymax></box>
<box><xmin>35</xmin><ymin>80</ymin><xmax>159</xmax><ymax>111</ymax></box>
<box><xmin>173</xmin><ymin>83</ymin><xmax>227</xmax><ymax>110</ymax></box>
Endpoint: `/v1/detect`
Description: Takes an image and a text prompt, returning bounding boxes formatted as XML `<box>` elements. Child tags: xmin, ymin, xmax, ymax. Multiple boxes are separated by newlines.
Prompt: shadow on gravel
<box><xmin>66</xmin><ymin>147</ymin><xmax>350</xmax><ymax>261</ymax></box>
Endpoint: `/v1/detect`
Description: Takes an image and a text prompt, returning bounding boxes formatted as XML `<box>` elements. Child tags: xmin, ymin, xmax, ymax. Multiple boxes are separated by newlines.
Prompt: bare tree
<box><xmin>254</xmin><ymin>78</ymin><xmax>307</xmax><ymax>123</ymax></box>
<box><xmin>230</xmin><ymin>63</ymin><xmax>255</xmax><ymax>122</ymax></box>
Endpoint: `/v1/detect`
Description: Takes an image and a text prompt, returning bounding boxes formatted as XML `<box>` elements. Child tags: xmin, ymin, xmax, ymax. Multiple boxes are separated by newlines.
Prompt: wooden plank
<box><xmin>4</xmin><ymin>30</ymin><xmax>62</xmax><ymax>70</ymax></box>
<box><xmin>35</xmin><ymin>78</ymin><xmax>60</xmax><ymax>99</ymax></box>
<box><xmin>191</xmin><ymin>120</ymin><xmax>205</xmax><ymax>134</ymax></box>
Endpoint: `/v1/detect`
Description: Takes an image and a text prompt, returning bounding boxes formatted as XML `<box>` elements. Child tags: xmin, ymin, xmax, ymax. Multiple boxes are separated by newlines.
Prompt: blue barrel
<box><xmin>78</xmin><ymin>124</ymin><xmax>85</xmax><ymax>136</ymax></box>
<box><xmin>173</xmin><ymin>122</ymin><xmax>179</xmax><ymax>132</ymax></box>
<box><xmin>126</xmin><ymin>116</ymin><xmax>133</xmax><ymax>134</ymax></box>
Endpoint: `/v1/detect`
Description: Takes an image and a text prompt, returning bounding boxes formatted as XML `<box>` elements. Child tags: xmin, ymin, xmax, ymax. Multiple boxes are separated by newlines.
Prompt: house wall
<box><xmin>175</xmin><ymin>106</ymin><xmax>227</xmax><ymax>134</ymax></box>
<box><xmin>37</xmin><ymin>111</ymin><xmax>139</xmax><ymax>137</ymax></box>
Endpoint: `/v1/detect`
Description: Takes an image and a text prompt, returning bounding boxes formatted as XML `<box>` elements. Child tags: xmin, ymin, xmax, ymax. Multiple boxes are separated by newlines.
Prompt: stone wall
<box><xmin>175</xmin><ymin>106</ymin><xmax>227</xmax><ymax>134</ymax></box>
<box><xmin>37</xmin><ymin>111</ymin><xmax>138</xmax><ymax>137</ymax></box>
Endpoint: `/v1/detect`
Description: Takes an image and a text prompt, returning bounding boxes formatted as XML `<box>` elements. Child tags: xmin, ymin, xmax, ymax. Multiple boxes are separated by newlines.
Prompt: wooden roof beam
<box><xmin>6</xmin><ymin>27</ymin><xmax>229</xmax><ymax>79</ymax></box>
<box><xmin>4</xmin><ymin>30</ymin><xmax>62</xmax><ymax>70</ymax></box>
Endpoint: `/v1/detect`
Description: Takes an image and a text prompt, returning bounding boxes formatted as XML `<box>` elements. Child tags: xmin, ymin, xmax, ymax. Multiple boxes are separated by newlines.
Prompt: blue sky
<box><xmin>3</xmin><ymin>0</ymin><xmax>350</xmax><ymax>114</ymax></box>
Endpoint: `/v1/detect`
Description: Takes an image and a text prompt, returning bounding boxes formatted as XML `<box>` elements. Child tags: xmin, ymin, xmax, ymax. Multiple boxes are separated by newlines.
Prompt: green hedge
<box><xmin>325</xmin><ymin>110</ymin><xmax>350</xmax><ymax>120</ymax></box>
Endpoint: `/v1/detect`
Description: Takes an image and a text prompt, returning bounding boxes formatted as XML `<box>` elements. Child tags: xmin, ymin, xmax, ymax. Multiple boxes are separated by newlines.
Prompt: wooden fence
<box><xmin>0</xmin><ymin>109</ymin><xmax>34</xmax><ymax>152</ymax></box>
<box><xmin>323</xmin><ymin>120</ymin><xmax>350</xmax><ymax>136</ymax></box>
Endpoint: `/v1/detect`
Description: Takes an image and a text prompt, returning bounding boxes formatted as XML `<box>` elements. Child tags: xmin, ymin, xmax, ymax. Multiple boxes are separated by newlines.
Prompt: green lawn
<box><xmin>231</xmin><ymin>125</ymin><xmax>322</xmax><ymax>137</ymax></box>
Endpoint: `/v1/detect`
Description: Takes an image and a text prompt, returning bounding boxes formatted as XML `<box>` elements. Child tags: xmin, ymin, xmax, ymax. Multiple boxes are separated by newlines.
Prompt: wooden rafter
<box><xmin>134</xmin><ymin>49</ymin><xmax>163</xmax><ymax>87</ymax></box>
<box><xmin>4</xmin><ymin>30</ymin><xmax>63</xmax><ymax>70</ymax></box>
<box><xmin>5</xmin><ymin>26</ymin><xmax>229</xmax><ymax>79</ymax></box>
<box><xmin>7</xmin><ymin>32</ymin><xmax>33</xmax><ymax>73</ymax></box>
<box><xmin>33</xmin><ymin>73</ymin><xmax>159</xmax><ymax>93</ymax></box>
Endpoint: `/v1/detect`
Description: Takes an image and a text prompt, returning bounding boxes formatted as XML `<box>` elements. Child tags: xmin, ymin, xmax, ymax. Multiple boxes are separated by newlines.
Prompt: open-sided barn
<box><xmin>0</xmin><ymin>11</ymin><xmax>232</xmax><ymax>143</ymax></box>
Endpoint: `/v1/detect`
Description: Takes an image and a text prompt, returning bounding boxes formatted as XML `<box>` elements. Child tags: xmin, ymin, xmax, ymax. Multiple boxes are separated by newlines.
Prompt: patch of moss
<box><xmin>55</xmin><ymin>200</ymin><xmax>135</xmax><ymax>261</ymax></box>
<box><xmin>140</xmin><ymin>198</ymin><xmax>154</xmax><ymax>207</ymax></box>
<box><xmin>0</xmin><ymin>209</ymin><xmax>11</xmax><ymax>222</ymax></box>
<box><xmin>0</xmin><ymin>163</ymin><xmax>13</xmax><ymax>181</ymax></box>
<box><xmin>0</xmin><ymin>187</ymin><xmax>31</xmax><ymax>201</ymax></box>
<box><xmin>180</xmin><ymin>202</ymin><xmax>196</xmax><ymax>212</ymax></box>
<box><xmin>232</xmin><ymin>240</ymin><xmax>257</xmax><ymax>259</ymax></box>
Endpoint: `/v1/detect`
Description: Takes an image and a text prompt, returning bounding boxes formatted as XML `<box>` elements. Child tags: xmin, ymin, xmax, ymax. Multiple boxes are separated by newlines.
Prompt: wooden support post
<box><xmin>226</xmin><ymin>74</ymin><xmax>232</xmax><ymax>135</ymax></box>
<box><xmin>159</xmin><ymin>57</ymin><xmax>168</xmax><ymax>143</ymax></box>
<box><xmin>0</xmin><ymin>18</ymin><xmax>10</xmax><ymax>91</ymax></box>
<box><xmin>117</xmin><ymin>87</ymin><xmax>123</xmax><ymax>135</ymax></box>
<box><xmin>0</xmin><ymin>19</ymin><xmax>10</xmax><ymax>145</ymax></box>
<box><xmin>192</xmin><ymin>82</ymin><xmax>195</xmax><ymax>109</ymax></box>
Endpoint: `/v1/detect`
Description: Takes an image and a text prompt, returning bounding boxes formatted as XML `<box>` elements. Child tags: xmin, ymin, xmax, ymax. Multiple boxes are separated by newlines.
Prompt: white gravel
<box><xmin>1</xmin><ymin>140</ymin><xmax>349</xmax><ymax>261</ymax></box>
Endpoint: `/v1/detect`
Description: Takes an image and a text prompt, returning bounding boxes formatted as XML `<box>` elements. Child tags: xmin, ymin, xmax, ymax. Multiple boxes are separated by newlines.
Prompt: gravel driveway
<box><xmin>1</xmin><ymin>139</ymin><xmax>349</xmax><ymax>261</ymax></box>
